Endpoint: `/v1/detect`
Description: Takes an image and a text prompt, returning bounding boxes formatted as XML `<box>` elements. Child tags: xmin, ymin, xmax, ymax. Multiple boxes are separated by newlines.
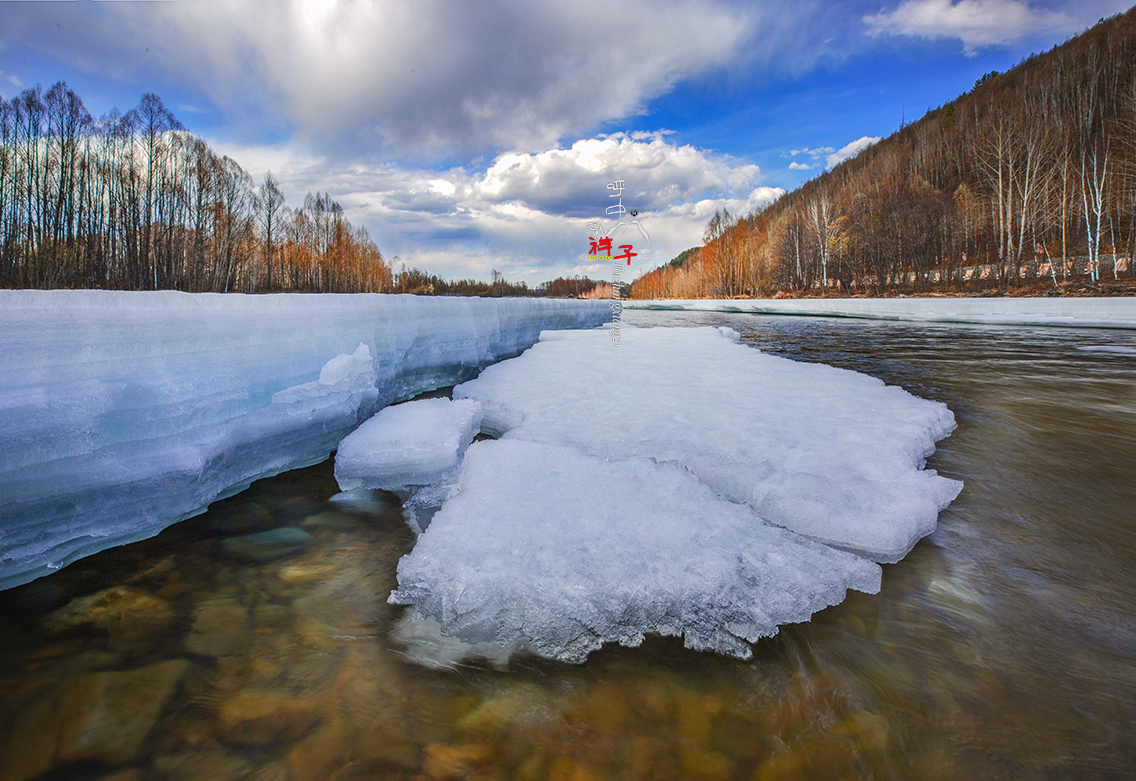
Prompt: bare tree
<box><xmin>258</xmin><ymin>172</ymin><xmax>286</xmax><ymax>292</ymax></box>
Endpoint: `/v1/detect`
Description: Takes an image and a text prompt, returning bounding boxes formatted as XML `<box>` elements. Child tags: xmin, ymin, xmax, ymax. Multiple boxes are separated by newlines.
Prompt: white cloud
<box><xmin>826</xmin><ymin>135</ymin><xmax>881</xmax><ymax>168</ymax></box>
<box><xmin>212</xmin><ymin>132</ymin><xmax>783</xmax><ymax>283</ymax></box>
<box><xmin>2</xmin><ymin>0</ymin><xmax>755</xmax><ymax>159</ymax></box>
<box><xmin>787</xmin><ymin>146</ymin><xmax>834</xmax><ymax>160</ymax></box>
<box><xmin>789</xmin><ymin>161</ymin><xmax>813</xmax><ymax>170</ymax></box>
<box><xmin>864</xmin><ymin>0</ymin><xmax>1078</xmax><ymax>54</ymax></box>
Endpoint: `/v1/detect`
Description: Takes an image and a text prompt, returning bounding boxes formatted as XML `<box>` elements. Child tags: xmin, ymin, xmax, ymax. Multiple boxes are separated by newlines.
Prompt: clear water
<box><xmin>1</xmin><ymin>312</ymin><xmax>1134</xmax><ymax>781</ymax></box>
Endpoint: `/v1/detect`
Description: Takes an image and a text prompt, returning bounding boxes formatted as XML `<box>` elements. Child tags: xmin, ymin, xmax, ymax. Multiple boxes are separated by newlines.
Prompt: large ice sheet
<box><xmin>456</xmin><ymin>326</ymin><xmax>961</xmax><ymax>562</ymax></box>
<box><xmin>389</xmin><ymin>439</ymin><xmax>882</xmax><ymax>663</ymax></box>
<box><xmin>0</xmin><ymin>290</ymin><xmax>608</xmax><ymax>589</ymax></box>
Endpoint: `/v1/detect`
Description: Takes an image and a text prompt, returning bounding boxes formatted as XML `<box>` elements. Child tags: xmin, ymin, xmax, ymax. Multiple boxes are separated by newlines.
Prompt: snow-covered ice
<box><xmin>335</xmin><ymin>397</ymin><xmax>483</xmax><ymax>493</ymax></box>
<box><xmin>389</xmin><ymin>439</ymin><xmax>882</xmax><ymax>662</ymax></box>
<box><xmin>334</xmin><ymin>397</ymin><xmax>482</xmax><ymax>532</ymax></box>
<box><xmin>1077</xmin><ymin>344</ymin><xmax>1136</xmax><ymax>355</ymax></box>
<box><xmin>626</xmin><ymin>297</ymin><xmax>1136</xmax><ymax>329</ymax></box>
<box><xmin>456</xmin><ymin>326</ymin><xmax>962</xmax><ymax>562</ymax></box>
<box><xmin>0</xmin><ymin>290</ymin><xmax>608</xmax><ymax>589</ymax></box>
<box><xmin>385</xmin><ymin>325</ymin><xmax>960</xmax><ymax>664</ymax></box>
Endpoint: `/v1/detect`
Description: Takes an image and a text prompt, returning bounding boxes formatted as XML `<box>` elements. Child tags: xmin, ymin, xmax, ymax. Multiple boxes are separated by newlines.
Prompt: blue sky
<box><xmin>1</xmin><ymin>0</ymin><xmax>1131</xmax><ymax>283</ymax></box>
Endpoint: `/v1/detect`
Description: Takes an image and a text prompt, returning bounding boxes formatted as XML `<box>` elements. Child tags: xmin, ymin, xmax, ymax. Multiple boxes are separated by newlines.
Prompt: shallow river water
<box><xmin>2</xmin><ymin>311</ymin><xmax>1135</xmax><ymax>781</ymax></box>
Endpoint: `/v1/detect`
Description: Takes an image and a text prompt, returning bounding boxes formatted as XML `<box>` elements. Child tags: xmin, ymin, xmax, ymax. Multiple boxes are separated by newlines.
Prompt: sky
<box><xmin>1</xmin><ymin>0</ymin><xmax>1132</xmax><ymax>284</ymax></box>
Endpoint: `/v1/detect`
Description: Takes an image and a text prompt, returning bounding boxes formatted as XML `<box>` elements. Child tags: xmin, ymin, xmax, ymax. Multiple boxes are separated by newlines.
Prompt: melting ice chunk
<box><xmin>335</xmin><ymin>398</ymin><xmax>483</xmax><ymax>494</ymax></box>
<box><xmin>389</xmin><ymin>439</ymin><xmax>882</xmax><ymax>663</ymax></box>
<box><xmin>319</xmin><ymin>342</ymin><xmax>373</xmax><ymax>385</ymax></box>
<box><xmin>456</xmin><ymin>326</ymin><xmax>962</xmax><ymax>562</ymax></box>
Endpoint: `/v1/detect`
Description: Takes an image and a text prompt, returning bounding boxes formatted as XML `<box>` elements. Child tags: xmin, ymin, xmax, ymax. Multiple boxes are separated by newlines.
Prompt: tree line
<box><xmin>632</xmin><ymin>9</ymin><xmax>1136</xmax><ymax>299</ymax></box>
<box><xmin>0</xmin><ymin>84</ymin><xmax>390</xmax><ymax>292</ymax></box>
<box><xmin>392</xmin><ymin>265</ymin><xmax>603</xmax><ymax>298</ymax></box>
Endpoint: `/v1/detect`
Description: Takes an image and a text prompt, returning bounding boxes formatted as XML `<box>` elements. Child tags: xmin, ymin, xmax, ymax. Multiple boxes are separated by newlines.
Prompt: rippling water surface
<box><xmin>2</xmin><ymin>311</ymin><xmax>1134</xmax><ymax>781</ymax></box>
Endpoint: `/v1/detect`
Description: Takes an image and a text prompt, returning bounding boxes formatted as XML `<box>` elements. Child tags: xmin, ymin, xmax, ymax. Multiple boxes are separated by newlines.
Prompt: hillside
<box><xmin>632</xmin><ymin>8</ymin><xmax>1136</xmax><ymax>299</ymax></box>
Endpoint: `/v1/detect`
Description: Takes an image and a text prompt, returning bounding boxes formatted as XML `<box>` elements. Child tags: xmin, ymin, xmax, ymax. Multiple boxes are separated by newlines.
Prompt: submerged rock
<box><xmin>299</xmin><ymin>511</ymin><xmax>354</xmax><ymax>530</ymax></box>
<box><xmin>209</xmin><ymin>502</ymin><xmax>275</xmax><ymax>534</ymax></box>
<box><xmin>42</xmin><ymin>585</ymin><xmax>175</xmax><ymax>651</ymax></box>
<box><xmin>43</xmin><ymin>585</ymin><xmax>173</xmax><ymax>633</ymax></box>
<box><xmin>215</xmin><ymin>689</ymin><xmax>322</xmax><ymax>745</ymax></box>
<box><xmin>151</xmin><ymin>749</ymin><xmax>253</xmax><ymax>781</ymax></box>
<box><xmin>186</xmin><ymin>598</ymin><xmax>248</xmax><ymax>657</ymax></box>
<box><xmin>221</xmin><ymin>527</ymin><xmax>312</xmax><ymax>563</ymax></box>
<box><xmin>41</xmin><ymin>660</ymin><xmax>190</xmax><ymax>767</ymax></box>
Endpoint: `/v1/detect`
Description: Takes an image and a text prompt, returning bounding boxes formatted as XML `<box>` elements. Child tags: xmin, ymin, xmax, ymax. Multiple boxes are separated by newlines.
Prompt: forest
<box><xmin>0</xmin><ymin>84</ymin><xmax>610</xmax><ymax>298</ymax></box>
<box><xmin>0</xmin><ymin>86</ymin><xmax>390</xmax><ymax>293</ymax></box>
<box><xmin>390</xmin><ymin>265</ymin><xmax>603</xmax><ymax>298</ymax></box>
<box><xmin>632</xmin><ymin>9</ymin><xmax>1136</xmax><ymax>299</ymax></box>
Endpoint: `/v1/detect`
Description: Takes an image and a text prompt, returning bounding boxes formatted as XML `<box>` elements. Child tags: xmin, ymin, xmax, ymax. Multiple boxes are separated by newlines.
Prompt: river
<box><xmin>1</xmin><ymin>311</ymin><xmax>1133</xmax><ymax>780</ymax></box>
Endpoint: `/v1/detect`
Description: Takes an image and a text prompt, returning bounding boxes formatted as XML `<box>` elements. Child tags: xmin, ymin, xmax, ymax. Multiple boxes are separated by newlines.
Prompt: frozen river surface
<box><xmin>0</xmin><ymin>309</ymin><xmax>1134</xmax><ymax>780</ymax></box>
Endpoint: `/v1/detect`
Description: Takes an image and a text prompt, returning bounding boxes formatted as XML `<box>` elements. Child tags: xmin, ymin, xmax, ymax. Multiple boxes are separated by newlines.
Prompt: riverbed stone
<box><xmin>301</xmin><ymin>510</ymin><xmax>355</xmax><ymax>529</ymax></box>
<box><xmin>755</xmin><ymin>746</ymin><xmax>809</xmax><ymax>781</ymax></box>
<box><xmin>128</xmin><ymin>555</ymin><xmax>175</xmax><ymax>583</ymax></box>
<box><xmin>152</xmin><ymin>749</ymin><xmax>253</xmax><ymax>781</ymax></box>
<box><xmin>221</xmin><ymin>527</ymin><xmax>312</xmax><ymax>563</ymax></box>
<box><xmin>545</xmin><ymin>757</ymin><xmax>599</xmax><ymax>781</ymax></box>
<box><xmin>287</xmin><ymin>715</ymin><xmax>355</xmax><ymax>781</ymax></box>
<box><xmin>95</xmin><ymin>770</ymin><xmax>144</xmax><ymax>781</ymax></box>
<box><xmin>678</xmin><ymin>744</ymin><xmax>734</xmax><ymax>781</ymax></box>
<box><xmin>43</xmin><ymin>585</ymin><xmax>174</xmax><ymax>650</ymax></box>
<box><xmin>276</xmin><ymin>561</ymin><xmax>336</xmax><ymax>584</ymax></box>
<box><xmin>55</xmin><ymin>659</ymin><xmax>190</xmax><ymax>765</ymax></box>
<box><xmin>840</xmin><ymin>711</ymin><xmax>891</xmax><ymax>755</ymax></box>
<box><xmin>245</xmin><ymin>762</ymin><xmax>288</xmax><ymax>781</ymax></box>
<box><xmin>356</xmin><ymin>712</ymin><xmax>420</xmax><ymax>770</ymax></box>
<box><xmin>216</xmin><ymin>689</ymin><xmax>322</xmax><ymax>745</ymax></box>
<box><xmin>252</xmin><ymin>603</ymin><xmax>290</xmax><ymax>629</ymax></box>
<box><xmin>458</xmin><ymin>684</ymin><xmax>550</xmax><ymax>733</ymax></box>
<box><xmin>0</xmin><ymin>693</ymin><xmax>56</xmax><ymax>781</ymax></box>
<box><xmin>186</xmin><ymin>597</ymin><xmax>248</xmax><ymax>656</ymax></box>
<box><xmin>423</xmin><ymin>743</ymin><xmax>495</xmax><ymax>780</ymax></box>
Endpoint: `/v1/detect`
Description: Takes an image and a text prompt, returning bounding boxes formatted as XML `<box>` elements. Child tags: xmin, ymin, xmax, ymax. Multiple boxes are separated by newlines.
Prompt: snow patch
<box><xmin>389</xmin><ymin>439</ymin><xmax>882</xmax><ymax>663</ymax></box>
<box><xmin>456</xmin><ymin>326</ymin><xmax>961</xmax><ymax>562</ymax></box>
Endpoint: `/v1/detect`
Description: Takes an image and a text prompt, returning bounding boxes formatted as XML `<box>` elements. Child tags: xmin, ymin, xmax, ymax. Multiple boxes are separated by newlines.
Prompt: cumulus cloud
<box><xmin>216</xmin><ymin>132</ymin><xmax>782</xmax><ymax>282</ymax></box>
<box><xmin>826</xmin><ymin>135</ymin><xmax>880</xmax><ymax>168</ymax></box>
<box><xmin>864</xmin><ymin>0</ymin><xmax>1078</xmax><ymax>54</ymax></box>
<box><xmin>789</xmin><ymin>161</ymin><xmax>813</xmax><ymax>170</ymax></box>
<box><xmin>1</xmin><ymin>0</ymin><xmax>755</xmax><ymax>159</ymax></box>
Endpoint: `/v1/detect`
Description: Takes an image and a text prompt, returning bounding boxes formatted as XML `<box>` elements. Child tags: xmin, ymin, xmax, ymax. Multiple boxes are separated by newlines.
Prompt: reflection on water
<box><xmin>2</xmin><ymin>312</ymin><xmax>1135</xmax><ymax>780</ymax></box>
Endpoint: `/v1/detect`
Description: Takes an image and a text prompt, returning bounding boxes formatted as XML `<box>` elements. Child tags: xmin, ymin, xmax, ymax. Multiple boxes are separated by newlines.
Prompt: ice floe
<box><xmin>335</xmin><ymin>397</ymin><xmax>483</xmax><ymax>493</ymax></box>
<box><xmin>456</xmin><ymin>325</ymin><xmax>961</xmax><ymax>562</ymax></box>
<box><xmin>334</xmin><ymin>397</ymin><xmax>482</xmax><ymax>532</ymax></box>
<box><xmin>389</xmin><ymin>439</ymin><xmax>882</xmax><ymax>662</ymax></box>
<box><xmin>376</xmin><ymin>325</ymin><xmax>960</xmax><ymax>663</ymax></box>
